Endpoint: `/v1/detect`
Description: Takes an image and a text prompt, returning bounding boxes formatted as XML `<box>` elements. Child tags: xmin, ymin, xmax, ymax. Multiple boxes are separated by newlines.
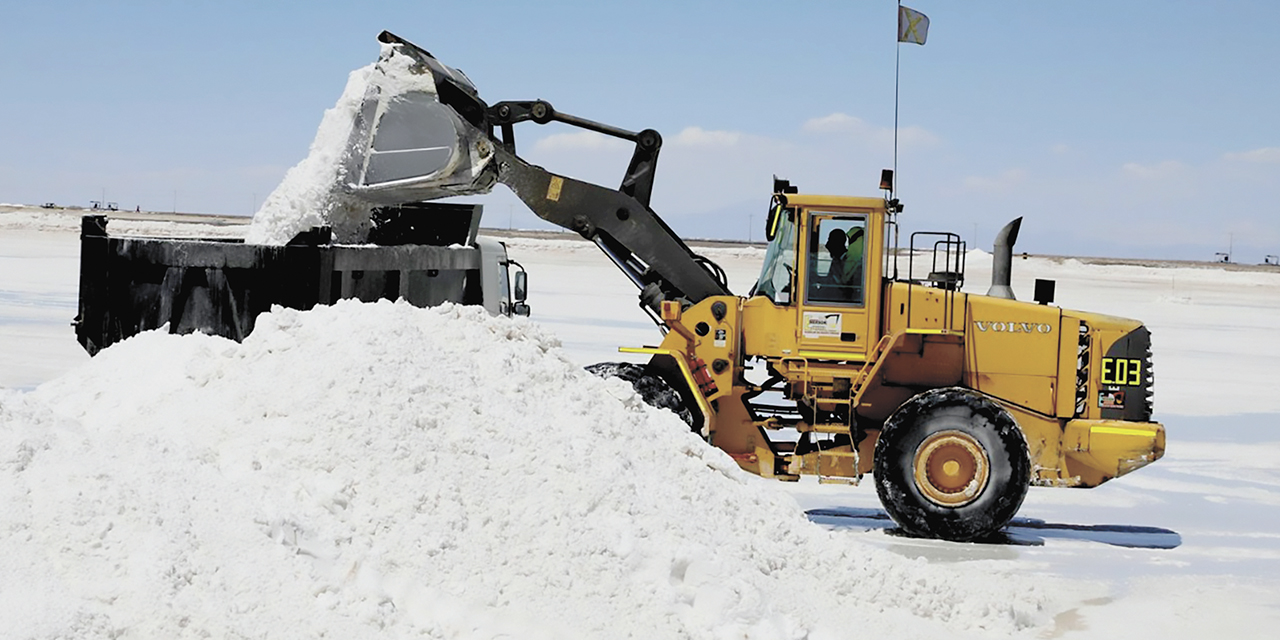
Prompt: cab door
<box><xmin>795</xmin><ymin>211</ymin><xmax>879</xmax><ymax>360</ymax></box>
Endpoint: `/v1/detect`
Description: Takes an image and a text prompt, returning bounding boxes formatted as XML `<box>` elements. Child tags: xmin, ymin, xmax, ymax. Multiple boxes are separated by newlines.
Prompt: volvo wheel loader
<box><xmin>348</xmin><ymin>32</ymin><xmax>1165</xmax><ymax>541</ymax></box>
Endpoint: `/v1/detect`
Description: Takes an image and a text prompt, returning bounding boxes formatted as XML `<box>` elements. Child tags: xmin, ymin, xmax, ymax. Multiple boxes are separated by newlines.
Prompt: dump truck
<box><xmin>342</xmin><ymin>32</ymin><xmax>1166</xmax><ymax>542</ymax></box>
<box><xmin>74</xmin><ymin>202</ymin><xmax>529</xmax><ymax>355</ymax></box>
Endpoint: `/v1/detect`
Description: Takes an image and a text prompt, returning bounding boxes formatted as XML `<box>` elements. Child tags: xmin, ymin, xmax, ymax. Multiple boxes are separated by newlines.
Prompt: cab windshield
<box><xmin>751</xmin><ymin>208</ymin><xmax>797</xmax><ymax>304</ymax></box>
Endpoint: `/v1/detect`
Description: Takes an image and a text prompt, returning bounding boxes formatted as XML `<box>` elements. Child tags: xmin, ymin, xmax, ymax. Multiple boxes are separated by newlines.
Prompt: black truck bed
<box><xmin>73</xmin><ymin>203</ymin><xmax>500</xmax><ymax>355</ymax></box>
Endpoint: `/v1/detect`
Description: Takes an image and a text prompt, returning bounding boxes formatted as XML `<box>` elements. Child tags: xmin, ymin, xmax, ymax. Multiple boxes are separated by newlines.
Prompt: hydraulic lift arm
<box><xmin>354</xmin><ymin>32</ymin><xmax>731</xmax><ymax>314</ymax></box>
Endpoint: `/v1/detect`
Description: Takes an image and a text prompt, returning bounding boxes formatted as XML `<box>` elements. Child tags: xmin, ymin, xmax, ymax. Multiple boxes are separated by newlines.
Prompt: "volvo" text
<box><xmin>973</xmin><ymin>321</ymin><xmax>1054</xmax><ymax>334</ymax></box>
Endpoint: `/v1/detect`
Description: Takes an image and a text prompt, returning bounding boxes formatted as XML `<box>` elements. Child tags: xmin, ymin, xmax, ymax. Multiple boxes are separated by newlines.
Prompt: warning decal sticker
<box><xmin>1099</xmin><ymin>390</ymin><xmax>1127</xmax><ymax>409</ymax></box>
<box><xmin>802</xmin><ymin>312</ymin><xmax>842</xmax><ymax>338</ymax></box>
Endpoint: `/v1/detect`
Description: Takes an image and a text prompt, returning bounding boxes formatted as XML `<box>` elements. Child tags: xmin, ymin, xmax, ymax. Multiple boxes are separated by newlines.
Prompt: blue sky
<box><xmin>2</xmin><ymin>1</ymin><xmax>1277</xmax><ymax>260</ymax></box>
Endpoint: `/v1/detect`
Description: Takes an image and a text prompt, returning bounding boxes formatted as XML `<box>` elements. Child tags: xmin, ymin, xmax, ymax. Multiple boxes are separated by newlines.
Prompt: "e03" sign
<box><xmin>1100</xmin><ymin>357</ymin><xmax>1143</xmax><ymax>386</ymax></box>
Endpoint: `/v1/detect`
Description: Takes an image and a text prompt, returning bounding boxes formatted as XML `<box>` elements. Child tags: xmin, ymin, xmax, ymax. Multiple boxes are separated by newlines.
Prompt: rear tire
<box><xmin>873</xmin><ymin>387</ymin><xmax>1030</xmax><ymax>541</ymax></box>
<box><xmin>586</xmin><ymin>362</ymin><xmax>695</xmax><ymax>428</ymax></box>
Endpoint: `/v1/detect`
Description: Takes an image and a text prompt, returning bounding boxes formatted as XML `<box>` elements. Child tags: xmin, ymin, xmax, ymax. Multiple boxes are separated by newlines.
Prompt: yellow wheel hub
<box><xmin>912</xmin><ymin>430</ymin><xmax>990</xmax><ymax>507</ymax></box>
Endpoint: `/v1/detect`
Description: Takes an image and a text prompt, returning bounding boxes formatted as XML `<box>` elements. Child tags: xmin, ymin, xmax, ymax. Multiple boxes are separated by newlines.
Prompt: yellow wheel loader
<box><xmin>349</xmin><ymin>32</ymin><xmax>1165</xmax><ymax>541</ymax></box>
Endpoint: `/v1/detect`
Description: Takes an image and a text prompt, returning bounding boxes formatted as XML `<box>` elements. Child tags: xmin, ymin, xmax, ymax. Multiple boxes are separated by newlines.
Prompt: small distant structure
<box><xmin>1265</xmin><ymin>255</ymin><xmax>1279</xmax><ymax>266</ymax></box>
<box><xmin>90</xmin><ymin>200</ymin><xmax>119</xmax><ymax>212</ymax></box>
<box><xmin>40</xmin><ymin>202</ymin><xmax>57</xmax><ymax>209</ymax></box>
<box><xmin>1216</xmin><ymin>233</ymin><xmax>1236</xmax><ymax>265</ymax></box>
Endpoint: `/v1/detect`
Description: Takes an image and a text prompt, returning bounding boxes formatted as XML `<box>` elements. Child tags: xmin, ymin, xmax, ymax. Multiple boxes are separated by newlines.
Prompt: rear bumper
<box><xmin>1062</xmin><ymin>419</ymin><xmax>1165</xmax><ymax>487</ymax></box>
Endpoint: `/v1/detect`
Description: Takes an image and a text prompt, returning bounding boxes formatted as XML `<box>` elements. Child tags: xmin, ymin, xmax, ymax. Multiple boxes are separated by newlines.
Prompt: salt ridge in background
<box><xmin>0</xmin><ymin>301</ymin><xmax>1080</xmax><ymax>638</ymax></box>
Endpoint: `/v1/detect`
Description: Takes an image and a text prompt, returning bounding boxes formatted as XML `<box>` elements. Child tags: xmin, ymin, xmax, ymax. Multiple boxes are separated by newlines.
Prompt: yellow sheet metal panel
<box><xmin>741</xmin><ymin>295</ymin><xmax>800</xmax><ymax>357</ymax></box>
<box><xmin>710</xmin><ymin>387</ymin><xmax>777</xmax><ymax>476</ymax></box>
<box><xmin>796</xmin><ymin>350</ymin><xmax>869</xmax><ymax>361</ymax></box>
<box><xmin>902</xmin><ymin>285</ymin><xmax>951</xmax><ymax>330</ymax></box>
<box><xmin>857</xmin><ymin>385</ymin><xmax>917</xmax><ymax>422</ymax></box>
<box><xmin>882</xmin><ymin>281</ymin><xmax>965</xmax><ymax>335</ymax></box>
<box><xmin>882</xmin><ymin>282</ymin><xmax>910</xmax><ymax>332</ymax></box>
<box><xmin>664</xmin><ymin>295</ymin><xmax>741</xmax><ymax>399</ymax></box>
<box><xmin>780</xmin><ymin>194</ymin><xmax>885</xmax><ymax>211</ymax></box>
<box><xmin>964</xmin><ymin>295</ymin><xmax>1063</xmax><ymax>415</ymax></box>
<box><xmin>1068</xmin><ymin>309</ymin><xmax>1144</xmax><ymax>334</ymax></box>
<box><xmin>998</xmin><ymin>402</ymin><xmax>1069</xmax><ymax>485</ymax></box>
<box><xmin>966</xmin><ymin>296</ymin><xmax>1062</xmax><ymax>375</ymax></box>
<box><xmin>880</xmin><ymin>333</ymin><xmax>963</xmax><ymax>387</ymax></box>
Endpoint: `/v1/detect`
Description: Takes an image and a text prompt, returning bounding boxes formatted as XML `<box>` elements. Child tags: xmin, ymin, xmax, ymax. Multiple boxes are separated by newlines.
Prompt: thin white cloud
<box><xmin>671</xmin><ymin>127</ymin><xmax>743</xmax><ymax>148</ymax></box>
<box><xmin>961</xmin><ymin>169</ymin><xmax>1027</xmax><ymax>194</ymax></box>
<box><xmin>802</xmin><ymin>113</ymin><xmax>868</xmax><ymax>134</ymax></box>
<box><xmin>1223</xmin><ymin>147</ymin><xmax>1280</xmax><ymax>164</ymax></box>
<box><xmin>532</xmin><ymin>131</ymin><xmax>630</xmax><ymax>152</ymax></box>
<box><xmin>802</xmin><ymin>112</ymin><xmax>938</xmax><ymax>148</ymax></box>
<box><xmin>1121</xmin><ymin>160</ymin><xmax>1186</xmax><ymax>180</ymax></box>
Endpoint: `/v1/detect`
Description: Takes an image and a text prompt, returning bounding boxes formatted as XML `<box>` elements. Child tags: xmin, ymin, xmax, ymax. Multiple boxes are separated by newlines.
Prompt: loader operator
<box><xmin>820</xmin><ymin>226</ymin><xmax>864</xmax><ymax>303</ymax></box>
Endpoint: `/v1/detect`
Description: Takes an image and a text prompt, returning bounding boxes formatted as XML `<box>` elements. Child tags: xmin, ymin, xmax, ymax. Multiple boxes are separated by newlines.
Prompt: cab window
<box><xmin>806</xmin><ymin>215</ymin><xmax>866</xmax><ymax>306</ymax></box>
<box><xmin>751</xmin><ymin>207</ymin><xmax>797</xmax><ymax>304</ymax></box>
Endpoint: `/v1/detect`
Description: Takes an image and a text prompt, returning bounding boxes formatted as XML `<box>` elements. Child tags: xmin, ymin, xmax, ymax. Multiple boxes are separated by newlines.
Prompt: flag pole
<box><xmin>893</xmin><ymin>1</ymin><xmax>901</xmax><ymax>199</ymax></box>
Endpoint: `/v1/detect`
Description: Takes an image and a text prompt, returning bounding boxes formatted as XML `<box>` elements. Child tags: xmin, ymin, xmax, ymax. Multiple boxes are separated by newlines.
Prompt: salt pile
<box><xmin>1</xmin><ymin>301</ymin><xmax>1067</xmax><ymax>638</ymax></box>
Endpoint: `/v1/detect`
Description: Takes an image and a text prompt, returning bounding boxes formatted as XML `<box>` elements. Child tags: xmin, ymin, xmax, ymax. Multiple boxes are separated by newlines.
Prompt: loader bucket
<box><xmin>342</xmin><ymin>31</ymin><xmax>497</xmax><ymax>204</ymax></box>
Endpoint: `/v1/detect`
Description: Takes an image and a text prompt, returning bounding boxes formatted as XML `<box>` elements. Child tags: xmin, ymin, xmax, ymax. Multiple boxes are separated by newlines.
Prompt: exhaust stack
<box><xmin>987</xmin><ymin>217</ymin><xmax>1022</xmax><ymax>300</ymax></box>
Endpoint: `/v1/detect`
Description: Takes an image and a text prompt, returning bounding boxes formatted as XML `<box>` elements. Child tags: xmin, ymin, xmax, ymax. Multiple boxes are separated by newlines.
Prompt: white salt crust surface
<box><xmin>0</xmin><ymin>301</ymin><xmax>1083</xmax><ymax>639</ymax></box>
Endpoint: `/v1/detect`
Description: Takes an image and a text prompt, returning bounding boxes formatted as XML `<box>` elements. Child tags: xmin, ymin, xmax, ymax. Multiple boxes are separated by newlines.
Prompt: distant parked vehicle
<box><xmin>40</xmin><ymin>202</ymin><xmax>57</xmax><ymax>209</ymax></box>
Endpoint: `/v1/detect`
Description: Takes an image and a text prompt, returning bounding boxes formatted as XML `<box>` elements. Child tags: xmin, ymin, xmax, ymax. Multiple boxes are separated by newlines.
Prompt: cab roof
<box><xmin>779</xmin><ymin>194</ymin><xmax>886</xmax><ymax>211</ymax></box>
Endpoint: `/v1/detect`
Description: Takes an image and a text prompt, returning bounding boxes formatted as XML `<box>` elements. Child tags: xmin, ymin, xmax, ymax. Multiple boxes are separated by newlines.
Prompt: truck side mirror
<box><xmin>513</xmin><ymin>269</ymin><xmax>527</xmax><ymax>302</ymax></box>
<box><xmin>765</xmin><ymin>204</ymin><xmax>782</xmax><ymax>241</ymax></box>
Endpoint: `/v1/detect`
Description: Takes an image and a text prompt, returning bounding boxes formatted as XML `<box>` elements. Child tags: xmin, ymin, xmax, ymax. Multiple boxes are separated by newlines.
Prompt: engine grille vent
<box><xmin>1074</xmin><ymin>321</ymin><xmax>1091</xmax><ymax>418</ymax></box>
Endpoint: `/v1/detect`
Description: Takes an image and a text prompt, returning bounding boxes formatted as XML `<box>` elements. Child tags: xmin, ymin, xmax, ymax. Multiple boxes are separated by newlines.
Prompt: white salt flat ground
<box><xmin>3</xmin><ymin>208</ymin><xmax>1280</xmax><ymax>637</ymax></box>
<box><xmin>503</xmin><ymin>234</ymin><xmax>1280</xmax><ymax>637</ymax></box>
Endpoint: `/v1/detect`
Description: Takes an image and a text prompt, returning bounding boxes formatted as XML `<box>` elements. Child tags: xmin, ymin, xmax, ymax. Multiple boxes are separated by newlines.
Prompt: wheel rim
<box><xmin>912</xmin><ymin>430</ymin><xmax>990</xmax><ymax>507</ymax></box>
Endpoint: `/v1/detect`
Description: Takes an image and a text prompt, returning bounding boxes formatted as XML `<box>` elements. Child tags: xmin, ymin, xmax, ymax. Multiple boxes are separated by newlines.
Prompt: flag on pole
<box><xmin>898</xmin><ymin>5</ymin><xmax>929</xmax><ymax>45</ymax></box>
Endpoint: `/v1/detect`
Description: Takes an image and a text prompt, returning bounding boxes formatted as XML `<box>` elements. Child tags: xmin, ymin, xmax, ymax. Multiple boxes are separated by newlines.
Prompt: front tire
<box><xmin>873</xmin><ymin>387</ymin><xmax>1030</xmax><ymax>541</ymax></box>
<box><xmin>586</xmin><ymin>362</ymin><xmax>695</xmax><ymax>428</ymax></box>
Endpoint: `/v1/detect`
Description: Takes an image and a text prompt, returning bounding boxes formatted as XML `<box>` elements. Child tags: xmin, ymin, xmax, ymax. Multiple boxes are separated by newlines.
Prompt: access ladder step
<box><xmin>807</xmin><ymin>423</ymin><xmax>853</xmax><ymax>434</ymax></box>
<box><xmin>816</xmin><ymin>450</ymin><xmax>861</xmax><ymax>485</ymax></box>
